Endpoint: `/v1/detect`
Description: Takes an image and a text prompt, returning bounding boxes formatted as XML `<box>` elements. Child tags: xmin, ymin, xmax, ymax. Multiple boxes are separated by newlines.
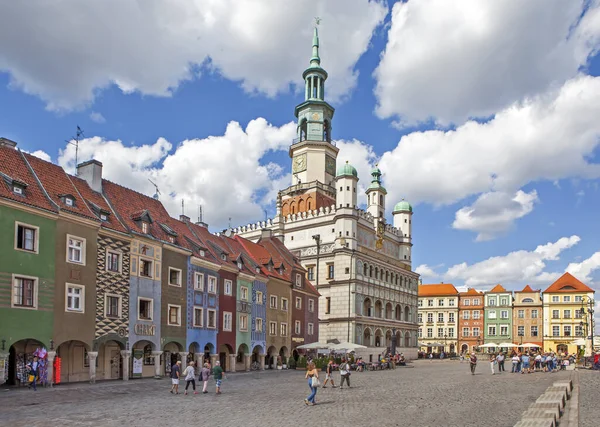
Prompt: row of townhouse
<box><xmin>417</xmin><ymin>274</ymin><xmax>595</xmax><ymax>356</ymax></box>
<box><xmin>0</xmin><ymin>139</ymin><xmax>319</xmax><ymax>385</ymax></box>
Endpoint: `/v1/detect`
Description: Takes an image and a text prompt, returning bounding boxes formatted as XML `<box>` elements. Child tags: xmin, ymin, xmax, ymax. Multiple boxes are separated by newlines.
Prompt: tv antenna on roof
<box><xmin>315</xmin><ymin>16</ymin><xmax>321</xmax><ymax>25</ymax></box>
<box><xmin>198</xmin><ymin>205</ymin><xmax>203</xmax><ymax>223</ymax></box>
<box><xmin>66</xmin><ymin>126</ymin><xmax>84</xmax><ymax>174</ymax></box>
<box><xmin>148</xmin><ymin>179</ymin><xmax>161</xmax><ymax>200</ymax></box>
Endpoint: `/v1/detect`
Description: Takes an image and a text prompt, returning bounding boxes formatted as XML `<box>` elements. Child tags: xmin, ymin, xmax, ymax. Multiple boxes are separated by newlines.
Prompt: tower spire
<box><xmin>311</xmin><ymin>21</ymin><xmax>321</xmax><ymax>67</ymax></box>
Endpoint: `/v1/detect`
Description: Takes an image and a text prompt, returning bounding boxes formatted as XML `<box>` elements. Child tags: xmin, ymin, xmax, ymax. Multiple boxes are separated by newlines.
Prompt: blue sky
<box><xmin>1</xmin><ymin>0</ymin><xmax>600</xmax><ymax>300</ymax></box>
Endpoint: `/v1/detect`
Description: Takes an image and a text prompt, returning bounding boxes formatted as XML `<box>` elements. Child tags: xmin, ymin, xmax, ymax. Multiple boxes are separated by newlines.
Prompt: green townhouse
<box><xmin>484</xmin><ymin>284</ymin><xmax>514</xmax><ymax>347</ymax></box>
<box><xmin>0</xmin><ymin>140</ymin><xmax>58</xmax><ymax>386</ymax></box>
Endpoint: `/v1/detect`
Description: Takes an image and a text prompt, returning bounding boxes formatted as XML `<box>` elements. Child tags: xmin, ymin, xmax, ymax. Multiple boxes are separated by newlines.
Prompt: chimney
<box><xmin>195</xmin><ymin>220</ymin><xmax>208</xmax><ymax>228</ymax></box>
<box><xmin>261</xmin><ymin>228</ymin><xmax>273</xmax><ymax>239</ymax></box>
<box><xmin>0</xmin><ymin>137</ymin><xmax>17</xmax><ymax>148</ymax></box>
<box><xmin>77</xmin><ymin>159</ymin><xmax>103</xmax><ymax>193</ymax></box>
<box><xmin>179</xmin><ymin>215</ymin><xmax>190</xmax><ymax>223</ymax></box>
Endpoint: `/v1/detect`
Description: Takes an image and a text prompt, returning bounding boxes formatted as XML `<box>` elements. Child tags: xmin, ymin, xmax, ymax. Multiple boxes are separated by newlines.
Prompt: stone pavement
<box><xmin>578</xmin><ymin>369</ymin><xmax>600</xmax><ymax>427</ymax></box>
<box><xmin>0</xmin><ymin>360</ymin><xmax>572</xmax><ymax>427</ymax></box>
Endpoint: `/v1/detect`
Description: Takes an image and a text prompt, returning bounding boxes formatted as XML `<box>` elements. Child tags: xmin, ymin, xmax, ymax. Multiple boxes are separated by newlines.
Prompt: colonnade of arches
<box><xmin>357</xmin><ymin>260</ymin><xmax>416</xmax><ymax>291</ymax></box>
<box><xmin>361</xmin><ymin>328</ymin><xmax>415</xmax><ymax>348</ymax></box>
<box><xmin>362</xmin><ymin>297</ymin><xmax>413</xmax><ymax>323</ymax></box>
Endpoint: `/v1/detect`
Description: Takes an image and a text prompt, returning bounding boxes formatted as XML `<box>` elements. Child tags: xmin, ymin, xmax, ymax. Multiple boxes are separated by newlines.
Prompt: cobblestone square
<box><xmin>1</xmin><ymin>360</ymin><xmax>573</xmax><ymax>427</ymax></box>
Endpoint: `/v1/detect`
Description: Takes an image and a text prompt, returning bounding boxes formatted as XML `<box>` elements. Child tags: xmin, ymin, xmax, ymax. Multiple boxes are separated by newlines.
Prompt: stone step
<box><xmin>514</xmin><ymin>419</ymin><xmax>555</xmax><ymax>427</ymax></box>
<box><xmin>553</xmin><ymin>379</ymin><xmax>573</xmax><ymax>391</ymax></box>
<box><xmin>536</xmin><ymin>392</ymin><xmax>566</xmax><ymax>410</ymax></box>
<box><xmin>528</xmin><ymin>402</ymin><xmax>561</xmax><ymax>420</ymax></box>
<box><xmin>545</xmin><ymin>385</ymin><xmax>571</xmax><ymax>399</ymax></box>
<box><xmin>521</xmin><ymin>409</ymin><xmax>557</xmax><ymax>427</ymax></box>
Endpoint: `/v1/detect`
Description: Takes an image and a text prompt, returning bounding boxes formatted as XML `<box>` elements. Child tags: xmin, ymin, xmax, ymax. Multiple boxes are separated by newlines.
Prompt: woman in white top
<box><xmin>183</xmin><ymin>361</ymin><xmax>197</xmax><ymax>395</ymax></box>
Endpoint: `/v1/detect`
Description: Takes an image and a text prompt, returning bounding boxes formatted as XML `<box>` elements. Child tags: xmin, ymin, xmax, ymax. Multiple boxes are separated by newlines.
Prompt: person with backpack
<box><xmin>200</xmin><ymin>362</ymin><xmax>211</xmax><ymax>394</ymax></box>
<box><xmin>27</xmin><ymin>356</ymin><xmax>39</xmax><ymax>391</ymax></box>
<box><xmin>339</xmin><ymin>358</ymin><xmax>351</xmax><ymax>389</ymax></box>
<box><xmin>469</xmin><ymin>352</ymin><xmax>477</xmax><ymax>375</ymax></box>
<box><xmin>322</xmin><ymin>359</ymin><xmax>336</xmax><ymax>388</ymax></box>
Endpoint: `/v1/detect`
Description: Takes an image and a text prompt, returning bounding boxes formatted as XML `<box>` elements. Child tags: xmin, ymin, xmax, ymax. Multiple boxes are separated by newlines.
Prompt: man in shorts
<box><xmin>322</xmin><ymin>359</ymin><xmax>336</xmax><ymax>388</ymax></box>
<box><xmin>212</xmin><ymin>360</ymin><xmax>225</xmax><ymax>394</ymax></box>
<box><xmin>170</xmin><ymin>360</ymin><xmax>181</xmax><ymax>394</ymax></box>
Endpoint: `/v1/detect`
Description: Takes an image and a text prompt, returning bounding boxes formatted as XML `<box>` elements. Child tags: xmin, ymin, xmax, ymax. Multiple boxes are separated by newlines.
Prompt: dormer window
<box><xmin>100</xmin><ymin>214</ymin><xmax>108</xmax><ymax>221</ymax></box>
<box><xmin>237</xmin><ymin>261</ymin><xmax>243</xmax><ymax>270</ymax></box>
<box><xmin>221</xmin><ymin>254</ymin><xmax>227</xmax><ymax>261</ymax></box>
<box><xmin>279</xmin><ymin>267</ymin><xmax>284</xmax><ymax>275</ymax></box>
<box><xmin>13</xmin><ymin>185</ymin><xmax>23</xmax><ymax>195</ymax></box>
<box><xmin>255</xmin><ymin>267</ymin><xmax>260</xmax><ymax>274</ymax></box>
<box><xmin>168</xmin><ymin>236</ymin><xmax>175</xmax><ymax>244</ymax></box>
<box><xmin>141</xmin><ymin>222</ymin><xmax>149</xmax><ymax>234</ymax></box>
<box><xmin>65</xmin><ymin>197</ymin><xmax>74</xmax><ymax>206</ymax></box>
<box><xmin>199</xmin><ymin>250</ymin><xmax>205</xmax><ymax>257</ymax></box>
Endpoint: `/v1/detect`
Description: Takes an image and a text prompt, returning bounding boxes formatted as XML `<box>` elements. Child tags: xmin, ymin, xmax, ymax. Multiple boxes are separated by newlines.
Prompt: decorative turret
<box><xmin>393</xmin><ymin>199</ymin><xmax>413</xmax><ymax>239</ymax></box>
<box><xmin>365</xmin><ymin>165</ymin><xmax>387</xmax><ymax>220</ymax></box>
<box><xmin>336</xmin><ymin>161</ymin><xmax>359</xmax><ymax>209</ymax></box>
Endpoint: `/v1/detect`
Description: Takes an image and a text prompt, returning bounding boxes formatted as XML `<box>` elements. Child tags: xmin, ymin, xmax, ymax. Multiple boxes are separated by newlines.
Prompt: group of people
<box><xmin>467</xmin><ymin>350</ymin><xmax>578</xmax><ymax>375</ymax></box>
<box><xmin>303</xmin><ymin>358</ymin><xmax>352</xmax><ymax>406</ymax></box>
<box><xmin>169</xmin><ymin>360</ymin><xmax>224</xmax><ymax>395</ymax></box>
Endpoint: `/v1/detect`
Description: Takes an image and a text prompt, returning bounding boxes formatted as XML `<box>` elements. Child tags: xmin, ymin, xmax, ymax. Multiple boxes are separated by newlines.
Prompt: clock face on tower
<box><xmin>292</xmin><ymin>153</ymin><xmax>307</xmax><ymax>173</ymax></box>
<box><xmin>325</xmin><ymin>155</ymin><xmax>336</xmax><ymax>176</ymax></box>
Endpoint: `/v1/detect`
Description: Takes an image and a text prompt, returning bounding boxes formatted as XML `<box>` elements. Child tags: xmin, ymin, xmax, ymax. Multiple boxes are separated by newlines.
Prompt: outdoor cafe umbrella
<box><xmin>521</xmin><ymin>343</ymin><xmax>541</xmax><ymax>348</ymax></box>
<box><xmin>296</xmin><ymin>342</ymin><xmax>333</xmax><ymax>350</ymax></box>
<box><xmin>330</xmin><ymin>342</ymin><xmax>367</xmax><ymax>352</ymax></box>
<box><xmin>477</xmin><ymin>343</ymin><xmax>498</xmax><ymax>348</ymax></box>
<box><xmin>498</xmin><ymin>342</ymin><xmax>518</xmax><ymax>348</ymax></box>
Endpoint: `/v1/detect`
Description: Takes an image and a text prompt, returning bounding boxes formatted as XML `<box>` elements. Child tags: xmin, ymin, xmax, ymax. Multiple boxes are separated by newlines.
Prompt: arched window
<box><xmin>379</xmin><ymin>195</ymin><xmax>383</xmax><ymax>205</ymax></box>
<box><xmin>522</xmin><ymin>298</ymin><xmax>534</xmax><ymax>303</ymax></box>
<box><xmin>369</xmin><ymin>266</ymin><xmax>373</xmax><ymax>277</ymax></box>
<box><xmin>324</xmin><ymin>120</ymin><xmax>330</xmax><ymax>142</ymax></box>
<box><xmin>299</xmin><ymin>119</ymin><xmax>307</xmax><ymax>141</ymax></box>
<box><xmin>363</xmin><ymin>263</ymin><xmax>368</xmax><ymax>276</ymax></box>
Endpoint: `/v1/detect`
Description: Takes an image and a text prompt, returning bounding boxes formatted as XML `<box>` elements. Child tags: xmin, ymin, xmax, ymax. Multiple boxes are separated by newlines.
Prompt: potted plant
<box><xmin>288</xmin><ymin>356</ymin><xmax>296</xmax><ymax>370</ymax></box>
<box><xmin>277</xmin><ymin>355</ymin><xmax>283</xmax><ymax>370</ymax></box>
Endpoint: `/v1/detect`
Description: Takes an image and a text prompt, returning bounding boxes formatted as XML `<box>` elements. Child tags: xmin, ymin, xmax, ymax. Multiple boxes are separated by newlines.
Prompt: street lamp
<box><xmin>580</xmin><ymin>296</ymin><xmax>595</xmax><ymax>361</ymax></box>
<box><xmin>443</xmin><ymin>333</ymin><xmax>448</xmax><ymax>354</ymax></box>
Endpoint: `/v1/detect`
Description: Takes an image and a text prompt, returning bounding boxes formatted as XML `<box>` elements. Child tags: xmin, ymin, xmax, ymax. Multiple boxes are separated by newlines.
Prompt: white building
<box><xmin>233</xmin><ymin>26</ymin><xmax>419</xmax><ymax>360</ymax></box>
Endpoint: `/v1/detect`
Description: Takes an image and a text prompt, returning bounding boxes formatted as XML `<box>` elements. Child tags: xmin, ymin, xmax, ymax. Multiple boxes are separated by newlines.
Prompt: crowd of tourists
<box><xmin>466</xmin><ymin>350</ymin><xmax>580</xmax><ymax>375</ymax></box>
<box><xmin>168</xmin><ymin>360</ymin><xmax>224</xmax><ymax>395</ymax></box>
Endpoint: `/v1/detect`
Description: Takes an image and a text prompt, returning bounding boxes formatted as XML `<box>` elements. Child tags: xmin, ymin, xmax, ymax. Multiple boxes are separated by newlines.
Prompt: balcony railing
<box><xmin>292</xmin><ymin>137</ymin><xmax>336</xmax><ymax>146</ymax></box>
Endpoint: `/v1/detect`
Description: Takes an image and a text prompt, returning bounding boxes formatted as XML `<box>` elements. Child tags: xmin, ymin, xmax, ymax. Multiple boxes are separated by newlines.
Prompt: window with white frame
<box><xmin>270</xmin><ymin>295</ymin><xmax>277</xmax><ymax>308</ymax></box>
<box><xmin>473</xmin><ymin>310</ymin><xmax>480</xmax><ymax>320</ymax></box>
<box><xmin>169</xmin><ymin>267</ymin><xmax>182</xmax><ymax>286</ymax></box>
<box><xmin>295</xmin><ymin>297</ymin><xmax>302</xmax><ymax>309</ymax></box>
<box><xmin>12</xmin><ymin>276</ymin><xmax>37</xmax><ymax>308</ymax></box>
<box><xmin>140</xmin><ymin>258</ymin><xmax>153</xmax><ymax>278</ymax></box>
<box><xmin>224</xmin><ymin>279</ymin><xmax>232</xmax><ymax>295</ymax></box>
<box><xmin>428</xmin><ymin>299</ymin><xmax>433</xmax><ymax>307</ymax></box>
<box><xmin>575</xmin><ymin>295</ymin><xmax>583</xmax><ymax>302</ymax></box>
<box><xmin>473</xmin><ymin>298</ymin><xmax>480</xmax><ymax>305</ymax></box>
<box><xmin>295</xmin><ymin>273</ymin><xmax>302</xmax><ymax>287</ymax></box>
<box><xmin>207</xmin><ymin>309</ymin><xmax>216</xmax><ymax>328</ymax></box>
<box><xmin>517</xmin><ymin>325</ymin><xmax>524</xmax><ymax>336</ymax></box>
<box><xmin>564</xmin><ymin>325</ymin><xmax>571</xmax><ymax>336</ymax></box>
<box><xmin>106</xmin><ymin>250</ymin><xmax>121</xmax><ymax>273</ymax></box>
<box><xmin>105</xmin><ymin>294</ymin><xmax>121</xmax><ymax>318</ymax></box>
<box><xmin>418</xmin><ymin>328</ymin><xmax>423</xmax><ymax>338</ymax></box>
<box><xmin>563</xmin><ymin>309</ymin><xmax>571</xmax><ymax>319</ymax></box>
<box><xmin>488</xmin><ymin>326</ymin><xmax>496</xmax><ymax>336</ymax></box>
<box><xmin>448</xmin><ymin>313</ymin><xmax>455</xmax><ymax>323</ymax></box>
<box><xmin>500</xmin><ymin>325</ymin><xmax>508</xmax><ymax>335</ymax></box>
<box><xmin>427</xmin><ymin>313</ymin><xmax>433</xmax><ymax>323</ymax></box>
<box><xmin>418</xmin><ymin>299</ymin><xmax>423</xmax><ymax>307</ymax></box>
<box><xmin>531</xmin><ymin>326</ymin><xmax>538</xmax><ymax>337</ymax></box>
<box><xmin>269</xmin><ymin>321</ymin><xmax>277</xmax><ymax>335</ymax></box>
<box><xmin>438</xmin><ymin>313</ymin><xmax>444</xmax><ymax>322</ymax></box>
<box><xmin>463</xmin><ymin>310</ymin><xmax>470</xmax><ymax>320</ymax></box>
<box><xmin>15</xmin><ymin>222</ymin><xmax>39</xmax><ymax>253</ymax></box>
<box><xmin>66</xmin><ymin>284</ymin><xmax>84</xmax><ymax>312</ymax></box>
<box><xmin>294</xmin><ymin>320</ymin><xmax>301</xmax><ymax>335</ymax></box>
<box><xmin>488</xmin><ymin>298</ymin><xmax>496</xmax><ymax>306</ymax></box>
<box><xmin>223</xmin><ymin>312</ymin><xmax>232</xmax><ymax>331</ymax></box>
<box><xmin>473</xmin><ymin>327</ymin><xmax>480</xmax><ymax>337</ymax></box>
<box><xmin>488</xmin><ymin>310</ymin><xmax>497</xmax><ymax>319</ymax></box>
<box><xmin>256</xmin><ymin>291</ymin><xmax>263</xmax><ymax>305</ymax></box>
<box><xmin>563</xmin><ymin>295</ymin><xmax>571</xmax><ymax>302</ymax></box>
<box><xmin>193</xmin><ymin>307</ymin><xmax>203</xmax><ymax>327</ymax></box>
<box><xmin>552</xmin><ymin>296</ymin><xmax>559</xmax><ymax>302</ymax></box>
<box><xmin>141</xmin><ymin>221</ymin><xmax>149</xmax><ymax>234</ymax></box>
<box><xmin>281</xmin><ymin>298</ymin><xmax>288</xmax><ymax>311</ymax></box>
<box><xmin>168</xmin><ymin>305</ymin><xmax>181</xmax><ymax>326</ymax></box>
<box><xmin>552</xmin><ymin>310</ymin><xmax>559</xmax><ymax>319</ymax></box>
<box><xmin>500</xmin><ymin>298</ymin><xmax>508</xmax><ymax>305</ymax></box>
<box><xmin>308</xmin><ymin>323</ymin><xmax>314</xmax><ymax>335</ymax></box>
<box><xmin>255</xmin><ymin>318</ymin><xmax>263</xmax><ymax>332</ymax></box>
<box><xmin>518</xmin><ymin>309</ymin><xmax>524</xmax><ymax>318</ymax></box>
<box><xmin>67</xmin><ymin>235</ymin><xmax>86</xmax><ymax>264</ymax></box>
<box><xmin>438</xmin><ymin>298</ymin><xmax>444</xmax><ymax>307</ymax></box>
<box><xmin>449</xmin><ymin>299</ymin><xmax>455</xmax><ymax>306</ymax></box>
<box><xmin>463</xmin><ymin>299</ymin><xmax>470</xmax><ymax>306</ymax></box>
<box><xmin>241</xmin><ymin>286</ymin><xmax>248</xmax><ymax>301</ymax></box>
<box><xmin>239</xmin><ymin>314</ymin><xmax>248</xmax><ymax>331</ymax></box>
<box><xmin>575</xmin><ymin>325</ymin><xmax>582</xmax><ymax>336</ymax></box>
<box><xmin>194</xmin><ymin>272</ymin><xmax>204</xmax><ymax>291</ymax></box>
<box><xmin>417</xmin><ymin>313</ymin><xmax>423</xmax><ymax>323</ymax></box>
<box><xmin>427</xmin><ymin>328</ymin><xmax>433</xmax><ymax>338</ymax></box>
<box><xmin>437</xmin><ymin>327</ymin><xmax>444</xmax><ymax>337</ymax></box>
<box><xmin>208</xmin><ymin>276</ymin><xmax>217</xmax><ymax>293</ymax></box>
<box><xmin>281</xmin><ymin>322</ymin><xmax>288</xmax><ymax>336</ymax></box>
<box><xmin>308</xmin><ymin>299</ymin><xmax>315</xmax><ymax>312</ymax></box>
<box><xmin>552</xmin><ymin>325</ymin><xmax>560</xmax><ymax>336</ymax></box>
<box><xmin>138</xmin><ymin>298</ymin><xmax>153</xmax><ymax>320</ymax></box>
<box><xmin>500</xmin><ymin>310</ymin><xmax>508</xmax><ymax>319</ymax></box>
<box><xmin>448</xmin><ymin>327</ymin><xmax>454</xmax><ymax>337</ymax></box>
<box><xmin>462</xmin><ymin>327</ymin><xmax>469</xmax><ymax>337</ymax></box>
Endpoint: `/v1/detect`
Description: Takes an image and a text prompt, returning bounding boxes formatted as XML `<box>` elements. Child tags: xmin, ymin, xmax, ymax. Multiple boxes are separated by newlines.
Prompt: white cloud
<box><xmin>27</xmin><ymin>150</ymin><xmax>52</xmax><ymax>162</ymax></box>
<box><xmin>374</xmin><ymin>0</ymin><xmax>600</xmax><ymax>126</ymax></box>
<box><xmin>0</xmin><ymin>0</ymin><xmax>387</xmax><ymax>111</ymax></box>
<box><xmin>453</xmin><ymin>190</ymin><xmax>539</xmax><ymax>241</ymax></box>
<box><xmin>565</xmin><ymin>252</ymin><xmax>600</xmax><ymax>284</ymax></box>
<box><xmin>415</xmin><ymin>264</ymin><xmax>439</xmax><ymax>279</ymax></box>
<box><xmin>89</xmin><ymin>111</ymin><xmax>106</xmax><ymax>124</ymax></box>
<box><xmin>444</xmin><ymin>235</ymin><xmax>581</xmax><ymax>288</ymax></box>
<box><xmin>378</xmin><ymin>75</ymin><xmax>600</xmax><ymax>210</ymax></box>
<box><xmin>57</xmin><ymin>118</ymin><xmax>296</xmax><ymax>229</ymax></box>
<box><xmin>335</xmin><ymin>139</ymin><xmax>379</xmax><ymax>206</ymax></box>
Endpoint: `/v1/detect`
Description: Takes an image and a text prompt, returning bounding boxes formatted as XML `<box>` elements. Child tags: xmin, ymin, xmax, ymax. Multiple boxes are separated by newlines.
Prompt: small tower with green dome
<box><xmin>335</xmin><ymin>161</ymin><xmax>359</xmax><ymax>249</ymax></box>
<box><xmin>365</xmin><ymin>165</ymin><xmax>387</xmax><ymax>220</ymax></box>
<box><xmin>393</xmin><ymin>198</ymin><xmax>413</xmax><ymax>261</ymax></box>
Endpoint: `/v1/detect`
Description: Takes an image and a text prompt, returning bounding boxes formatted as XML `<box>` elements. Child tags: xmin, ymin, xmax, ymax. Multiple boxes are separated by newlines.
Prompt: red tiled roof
<box><xmin>69</xmin><ymin>175</ymin><xmax>128</xmax><ymax>233</ymax></box>
<box><xmin>489</xmin><ymin>284</ymin><xmax>507</xmax><ymax>293</ymax></box>
<box><xmin>516</xmin><ymin>285</ymin><xmax>538</xmax><ymax>293</ymax></box>
<box><xmin>0</xmin><ymin>146</ymin><xmax>57</xmax><ymax>212</ymax></box>
<box><xmin>219</xmin><ymin>235</ymin><xmax>263</xmax><ymax>277</ymax></box>
<box><xmin>418</xmin><ymin>283</ymin><xmax>459</xmax><ymax>296</ymax></box>
<box><xmin>102</xmin><ymin>180</ymin><xmax>173</xmax><ymax>242</ymax></box>
<box><xmin>235</xmin><ymin>236</ymin><xmax>288</xmax><ymax>282</ymax></box>
<box><xmin>23</xmin><ymin>152</ymin><xmax>97</xmax><ymax>220</ymax></box>
<box><xmin>459</xmin><ymin>288</ymin><xmax>484</xmax><ymax>296</ymax></box>
<box><xmin>543</xmin><ymin>272</ymin><xmax>594</xmax><ymax>293</ymax></box>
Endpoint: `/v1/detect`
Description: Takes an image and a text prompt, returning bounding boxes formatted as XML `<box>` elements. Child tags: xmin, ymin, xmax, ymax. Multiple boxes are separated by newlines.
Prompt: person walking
<box><xmin>170</xmin><ymin>360</ymin><xmax>182</xmax><ymax>394</ymax></box>
<box><xmin>27</xmin><ymin>356</ymin><xmax>39</xmax><ymax>391</ymax></box>
<box><xmin>469</xmin><ymin>353</ymin><xmax>477</xmax><ymax>375</ymax></box>
<box><xmin>304</xmin><ymin>362</ymin><xmax>319</xmax><ymax>406</ymax></box>
<box><xmin>183</xmin><ymin>361</ymin><xmax>197</xmax><ymax>395</ymax></box>
<box><xmin>497</xmin><ymin>353</ymin><xmax>505</xmax><ymax>372</ymax></box>
<box><xmin>322</xmin><ymin>359</ymin><xmax>336</xmax><ymax>388</ymax></box>
<box><xmin>212</xmin><ymin>361</ymin><xmax>224</xmax><ymax>394</ymax></box>
<box><xmin>490</xmin><ymin>354</ymin><xmax>496</xmax><ymax>375</ymax></box>
<box><xmin>200</xmin><ymin>362</ymin><xmax>210</xmax><ymax>393</ymax></box>
<box><xmin>339</xmin><ymin>358</ymin><xmax>351</xmax><ymax>389</ymax></box>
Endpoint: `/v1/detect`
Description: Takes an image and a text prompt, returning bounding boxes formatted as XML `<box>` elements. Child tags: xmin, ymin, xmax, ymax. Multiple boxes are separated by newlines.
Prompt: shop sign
<box><xmin>292</xmin><ymin>337</ymin><xmax>305</xmax><ymax>343</ymax></box>
<box><xmin>134</xmin><ymin>323</ymin><xmax>156</xmax><ymax>336</ymax></box>
<box><xmin>132</xmin><ymin>349</ymin><xmax>143</xmax><ymax>377</ymax></box>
